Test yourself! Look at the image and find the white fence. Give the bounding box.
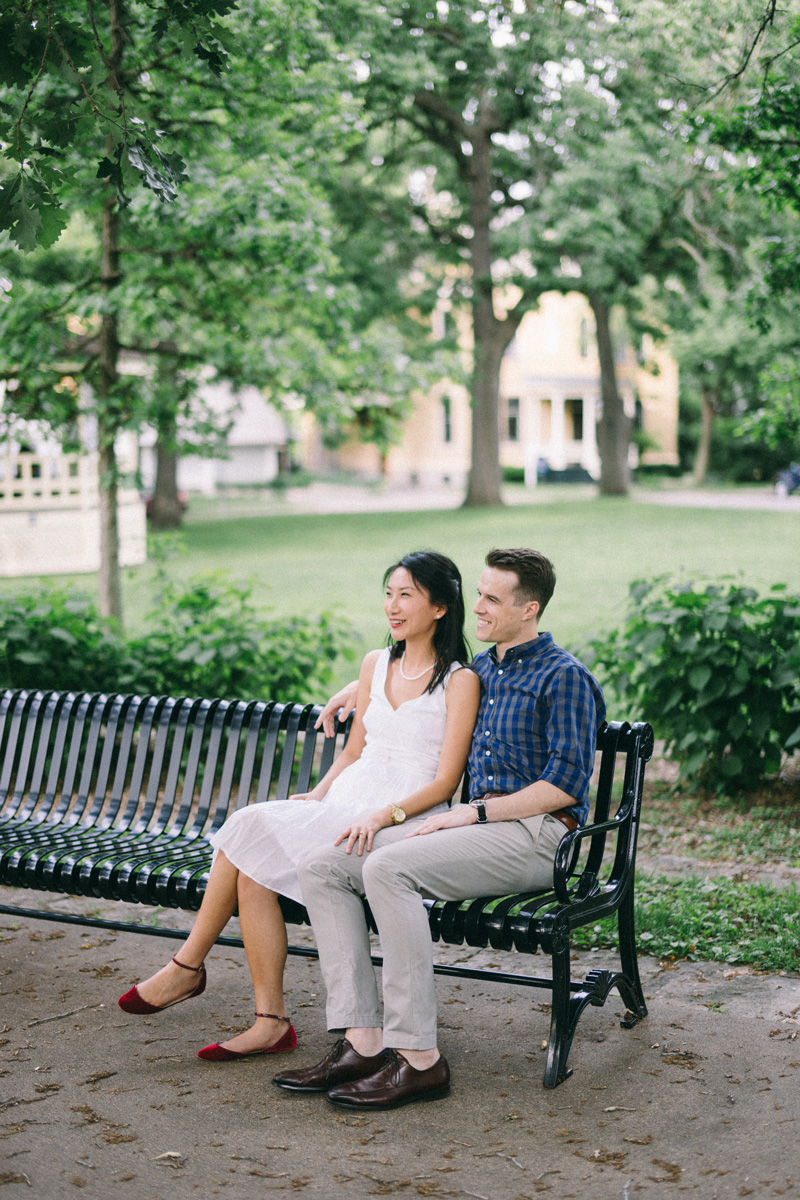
[0,453,146,577]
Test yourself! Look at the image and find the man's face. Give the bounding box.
[473,567,539,651]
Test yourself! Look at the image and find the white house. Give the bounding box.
[138,379,290,495]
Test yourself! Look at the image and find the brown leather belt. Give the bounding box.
[476,794,579,832]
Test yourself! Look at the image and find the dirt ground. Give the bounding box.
[1,886,799,1200]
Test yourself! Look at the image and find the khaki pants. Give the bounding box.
[296,813,566,1051]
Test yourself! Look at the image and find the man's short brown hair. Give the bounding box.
[485,548,556,613]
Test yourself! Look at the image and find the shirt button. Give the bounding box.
[498,669,504,675]
[488,775,493,781]
[484,731,490,736]
[485,750,490,756]
[489,699,494,704]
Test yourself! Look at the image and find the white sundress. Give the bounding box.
[209,649,460,903]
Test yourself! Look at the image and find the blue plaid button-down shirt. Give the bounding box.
[467,632,605,826]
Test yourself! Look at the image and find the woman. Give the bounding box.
[118,551,480,1062]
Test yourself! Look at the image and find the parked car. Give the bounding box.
[774,463,800,497]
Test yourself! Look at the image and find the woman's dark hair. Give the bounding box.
[382,550,470,693]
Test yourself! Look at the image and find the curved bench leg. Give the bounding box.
[617,880,648,1025]
[543,928,576,1088]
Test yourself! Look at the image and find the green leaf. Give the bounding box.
[49,627,79,646]
[15,650,46,665]
[719,754,743,778]
[688,664,712,692]
[9,184,43,252]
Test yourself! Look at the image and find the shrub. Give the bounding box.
[0,577,356,703]
[589,577,800,795]
[0,586,137,692]
[130,574,356,702]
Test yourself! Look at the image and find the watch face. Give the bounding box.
[392,805,406,824]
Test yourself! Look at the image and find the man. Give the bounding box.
[272,548,605,1110]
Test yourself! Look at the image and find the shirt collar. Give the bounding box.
[488,631,553,665]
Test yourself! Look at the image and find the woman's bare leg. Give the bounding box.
[214,872,290,1054]
[131,851,239,1008]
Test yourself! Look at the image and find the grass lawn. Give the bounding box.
[135,496,800,688]
[5,494,799,692]
[574,784,800,973]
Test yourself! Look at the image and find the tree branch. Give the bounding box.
[703,0,778,102]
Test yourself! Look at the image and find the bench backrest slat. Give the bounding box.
[275,704,310,800]
[207,700,255,834]
[253,703,290,806]
[4,692,51,821]
[231,701,273,812]
[134,695,181,834]
[23,692,67,822]
[0,691,35,815]
[154,696,204,835]
[116,695,164,829]
[170,698,218,835]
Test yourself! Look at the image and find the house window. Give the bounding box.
[565,398,584,441]
[433,308,454,340]
[441,395,452,444]
[506,397,520,442]
[579,318,590,358]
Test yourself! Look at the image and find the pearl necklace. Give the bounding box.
[399,652,435,681]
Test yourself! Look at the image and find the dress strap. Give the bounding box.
[369,647,392,700]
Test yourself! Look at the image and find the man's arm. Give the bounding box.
[406,777,576,835]
[314,679,359,737]
[408,658,602,837]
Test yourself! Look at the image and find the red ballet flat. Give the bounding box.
[118,955,206,1015]
[198,1013,296,1060]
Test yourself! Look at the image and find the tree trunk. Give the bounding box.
[149,362,184,530]
[693,384,716,485]
[98,438,122,622]
[589,294,631,497]
[463,105,520,508]
[96,0,126,622]
[97,188,123,621]
[150,436,183,529]
[465,299,510,507]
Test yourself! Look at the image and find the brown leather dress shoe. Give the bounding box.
[325,1050,450,1110]
[272,1038,390,1093]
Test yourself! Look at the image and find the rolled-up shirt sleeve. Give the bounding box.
[537,662,603,807]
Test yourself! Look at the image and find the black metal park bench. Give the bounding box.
[0,688,654,1088]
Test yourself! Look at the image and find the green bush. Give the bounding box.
[0,577,356,703]
[130,574,355,702]
[0,586,138,693]
[589,577,800,795]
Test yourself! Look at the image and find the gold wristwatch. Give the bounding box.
[390,804,407,825]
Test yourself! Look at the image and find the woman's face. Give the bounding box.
[384,567,444,643]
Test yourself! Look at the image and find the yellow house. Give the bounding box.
[302,291,678,486]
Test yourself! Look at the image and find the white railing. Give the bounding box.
[0,452,98,510]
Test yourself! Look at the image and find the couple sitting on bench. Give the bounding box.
[119,546,605,1110]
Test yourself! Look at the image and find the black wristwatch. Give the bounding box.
[470,798,488,824]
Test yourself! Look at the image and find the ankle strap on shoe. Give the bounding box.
[255,1012,290,1021]
[172,955,204,972]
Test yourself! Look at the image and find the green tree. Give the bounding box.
[700,3,800,458]
[1,0,432,607]
[319,0,599,506]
